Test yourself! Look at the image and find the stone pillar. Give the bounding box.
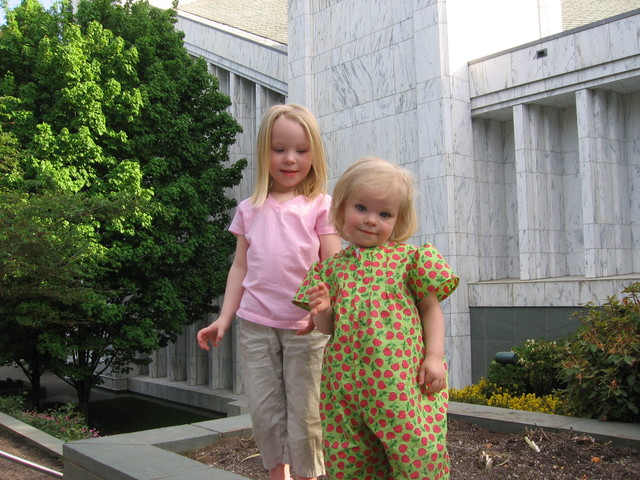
[287,0,314,105]
[413,1,474,388]
[187,322,207,386]
[576,88,632,278]
[513,103,569,280]
[167,332,186,382]
[149,347,167,378]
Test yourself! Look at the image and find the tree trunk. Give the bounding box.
[17,361,45,410]
[28,372,42,410]
[75,382,93,419]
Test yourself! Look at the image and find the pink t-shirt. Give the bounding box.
[230,194,336,330]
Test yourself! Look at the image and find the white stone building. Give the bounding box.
[123,0,640,415]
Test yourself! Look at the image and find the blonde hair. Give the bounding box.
[250,104,328,206]
[331,157,418,243]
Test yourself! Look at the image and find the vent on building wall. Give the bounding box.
[535,48,548,59]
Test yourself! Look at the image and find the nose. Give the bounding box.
[363,213,377,225]
[283,150,295,164]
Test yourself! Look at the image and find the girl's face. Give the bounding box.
[343,186,401,248]
[269,116,312,196]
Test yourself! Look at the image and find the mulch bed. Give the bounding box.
[185,418,640,479]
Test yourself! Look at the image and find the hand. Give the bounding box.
[307,283,331,316]
[196,318,229,351]
[418,354,446,395]
[296,317,316,335]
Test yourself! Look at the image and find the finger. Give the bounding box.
[296,324,313,335]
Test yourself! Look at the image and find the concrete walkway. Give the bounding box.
[1,366,639,479]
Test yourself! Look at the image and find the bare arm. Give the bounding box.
[319,233,341,261]
[296,233,341,335]
[417,292,446,394]
[196,235,248,350]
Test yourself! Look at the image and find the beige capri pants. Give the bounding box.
[238,319,328,477]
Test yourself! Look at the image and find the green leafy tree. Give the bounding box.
[1,103,149,409]
[0,187,114,409]
[0,0,245,415]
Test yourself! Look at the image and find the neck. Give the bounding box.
[269,190,297,203]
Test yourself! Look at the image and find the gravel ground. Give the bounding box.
[0,429,63,480]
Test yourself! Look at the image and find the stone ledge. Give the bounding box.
[63,414,253,479]
[126,375,249,417]
[449,402,640,449]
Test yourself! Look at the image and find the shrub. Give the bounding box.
[449,378,494,405]
[487,338,566,397]
[486,361,527,396]
[0,395,24,417]
[449,378,562,414]
[486,391,562,414]
[0,395,99,441]
[560,282,640,422]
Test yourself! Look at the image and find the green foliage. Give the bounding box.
[487,338,567,397]
[0,395,25,417]
[486,360,528,396]
[1,0,246,415]
[0,396,99,441]
[560,282,640,422]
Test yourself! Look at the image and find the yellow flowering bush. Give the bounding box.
[449,378,562,415]
[448,378,493,405]
[486,391,562,414]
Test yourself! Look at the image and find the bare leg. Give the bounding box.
[269,463,290,480]
[269,465,319,480]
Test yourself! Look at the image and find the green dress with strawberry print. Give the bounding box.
[294,242,459,480]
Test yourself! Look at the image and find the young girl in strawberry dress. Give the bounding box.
[294,157,459,480]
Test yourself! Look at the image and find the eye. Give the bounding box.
[273,148,284,153]
[297,149,308,154]
[380,212,392,218]
[355,204,366,212]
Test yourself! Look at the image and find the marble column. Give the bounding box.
[514,103,571,280]
[187,321,209,387]
[149,347,167,378]
[576,88,632,278]
[414,1,473,388]
[287,0,314,106]
[167,332,186,382]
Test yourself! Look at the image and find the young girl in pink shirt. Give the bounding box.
[197,104,341,480]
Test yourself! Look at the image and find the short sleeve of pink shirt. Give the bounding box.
[229,193,336,330]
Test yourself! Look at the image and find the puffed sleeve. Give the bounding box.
[292,259,333,311]
[228,199,249,236]
[408,243,459,302]
[315,193,337,236]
